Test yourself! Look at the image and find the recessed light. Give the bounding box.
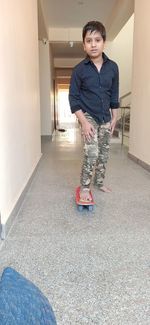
[69,41,74,48]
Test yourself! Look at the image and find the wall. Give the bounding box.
[39,41,54,135]
[0,0,41,225]
[38,0,48,40]
[54,58,83,68]
[39,40,50,135]
[106,14,134,98]
[49,28,82,42]
[129,0,150,166]
[49,44,55,133]
[106,0,134,40]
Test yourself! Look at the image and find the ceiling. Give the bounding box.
[39,0,134,59]
[51,42,85,59]
[40,0,117,28]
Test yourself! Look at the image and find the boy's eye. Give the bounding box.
[85,38,102,43]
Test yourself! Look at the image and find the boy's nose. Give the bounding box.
[91,41,96,47]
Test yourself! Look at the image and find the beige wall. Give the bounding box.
[106,15,134,98]
[49,44,55,133]
[38,0,48,40]
[0,0,41,224]
[49,28,82,42]
[129,0,150,165]
[54,57,83,68]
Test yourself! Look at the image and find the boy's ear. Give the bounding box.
[83,42,86,52]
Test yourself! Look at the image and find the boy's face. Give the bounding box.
[83,30,105,59]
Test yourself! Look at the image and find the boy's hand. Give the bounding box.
[74,110,95,141]
[111,109,118,135]
[81,120,95,141]
[110,117,117,135]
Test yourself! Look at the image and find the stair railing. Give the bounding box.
[119,92,131,145]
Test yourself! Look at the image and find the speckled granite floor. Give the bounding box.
[0,127,150,325]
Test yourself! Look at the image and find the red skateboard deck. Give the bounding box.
[76,186,95,211]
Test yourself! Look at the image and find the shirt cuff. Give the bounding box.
[110,102,120,109]
[70,106,81,113]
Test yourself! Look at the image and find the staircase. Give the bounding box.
[114,92,131,145]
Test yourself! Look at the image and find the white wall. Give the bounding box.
[0,0,41,225]
[105,14,134,98]
[129,0,150,165]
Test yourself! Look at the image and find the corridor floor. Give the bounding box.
[0,127,150,325]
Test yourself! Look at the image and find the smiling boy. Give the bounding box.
[69,21,119,201]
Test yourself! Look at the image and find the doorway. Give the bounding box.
[57,85,77,129]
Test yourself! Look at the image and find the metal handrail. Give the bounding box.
[120,92,131,100]
[119,92,131,145]
[120,105,130,145]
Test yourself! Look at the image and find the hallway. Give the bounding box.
[0,127,150,325]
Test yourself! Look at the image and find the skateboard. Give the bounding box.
[76,186,95,212]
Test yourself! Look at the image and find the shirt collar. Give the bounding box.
[84,52,109,64]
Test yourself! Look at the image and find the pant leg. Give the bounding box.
[94,122,111,187]
[80,114,98,188]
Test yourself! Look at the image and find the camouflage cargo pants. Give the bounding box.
[80,113,111,188]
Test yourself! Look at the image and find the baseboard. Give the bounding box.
[128,152,150,172]
[0,154,42,241]
[41,135,52,141]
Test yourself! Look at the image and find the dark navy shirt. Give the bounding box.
[69,52,119,123]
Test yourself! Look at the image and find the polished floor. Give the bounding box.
[0,127,150,325]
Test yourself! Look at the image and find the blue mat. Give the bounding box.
[0,267,57,325]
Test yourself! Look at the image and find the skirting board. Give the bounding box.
[0,154,42,241]
[128,152,150,172]
[41,135,52,141]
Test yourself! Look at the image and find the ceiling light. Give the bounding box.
[69,41,74,48]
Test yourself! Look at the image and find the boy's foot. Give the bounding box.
[99,185,112,193]
[79,188,92,202]
[93,180,112,193]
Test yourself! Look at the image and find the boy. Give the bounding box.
[69,21,119,201]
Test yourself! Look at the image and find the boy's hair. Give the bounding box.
[82,21,106,42]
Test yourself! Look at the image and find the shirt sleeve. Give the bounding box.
[69,68,82,113]
[110,63,120,109]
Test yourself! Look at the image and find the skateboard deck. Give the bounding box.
[76,186,95,211]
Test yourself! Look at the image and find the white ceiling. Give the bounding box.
[39,0,134,59]
[41,0,117,28]
[51,42,85,58]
